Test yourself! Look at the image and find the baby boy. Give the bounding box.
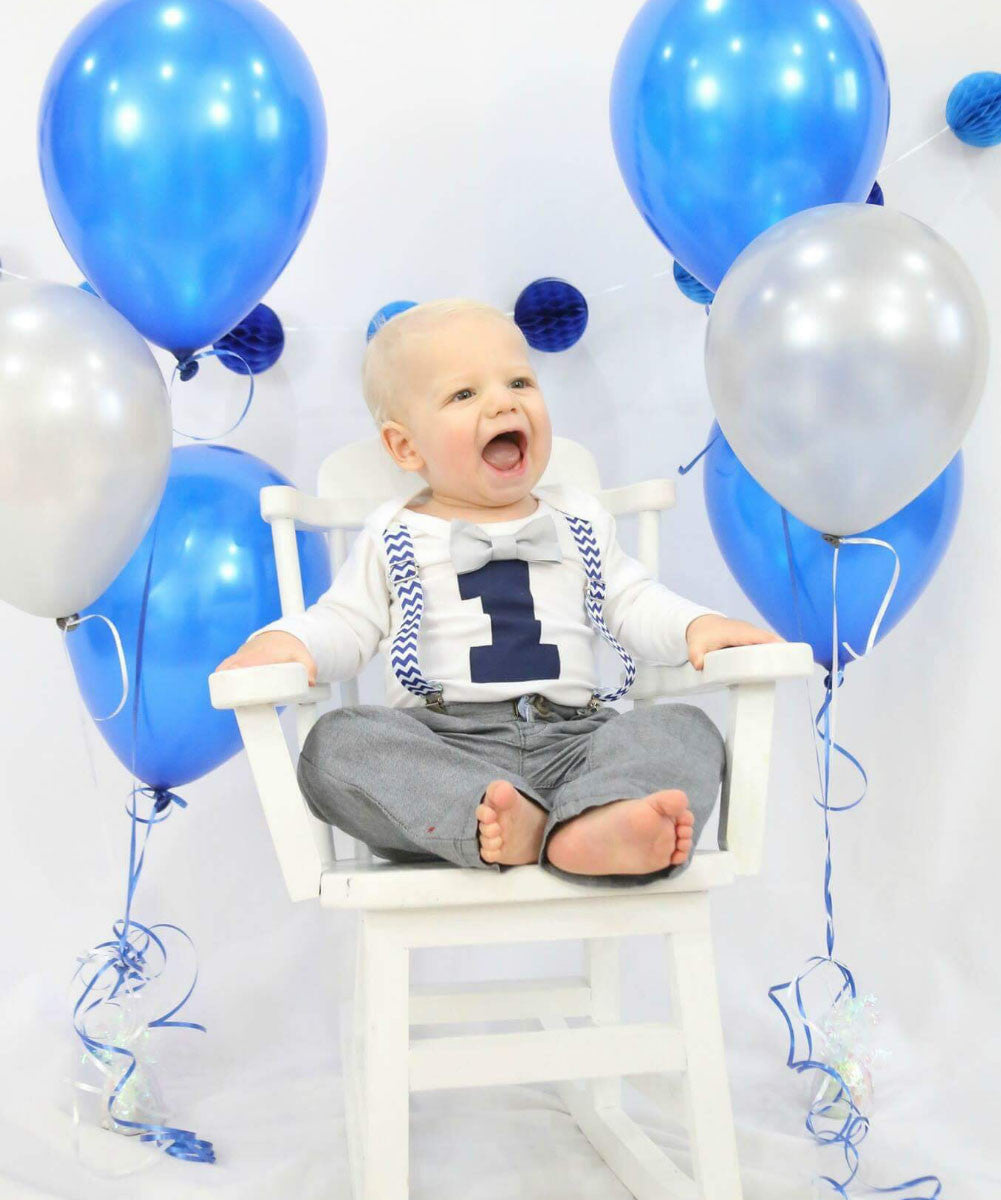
[216,299,781,885]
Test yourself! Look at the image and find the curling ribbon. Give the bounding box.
[70,507,214,1162]
[767,530,940,1197]
[170,345,255,442]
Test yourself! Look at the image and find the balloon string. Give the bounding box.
[169,346,255,441]
[837,536,901,661]
[678,428,721,475]
[60,614,129,721]
[880,125,951,172]
[70,509,215,1163]
[767,535,940,1196]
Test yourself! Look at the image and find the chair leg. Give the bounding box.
[665,922,743,1200]
[587,937,622,1109]
[354,913,410,1200]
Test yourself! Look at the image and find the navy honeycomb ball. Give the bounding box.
[214,303,285,375]
[367,300,418,341]
[513,278,588,352]
[673,260,714,306]
[947,71,1001,148]
[867,180,884,206]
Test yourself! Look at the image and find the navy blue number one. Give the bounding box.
[458,560,560,683]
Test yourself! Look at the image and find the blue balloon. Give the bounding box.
[366,301,418,342]
[39,0,327,360]
[66,445,331,790]
[610,0,890,291]
[703,424,963,670]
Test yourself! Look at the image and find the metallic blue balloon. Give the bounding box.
[366,300,418,342]
[610,0,890,291]
[39,0,327,360]
[703,424,963,670]
[66,444,331,790]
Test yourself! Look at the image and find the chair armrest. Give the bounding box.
[208,663,331,710]
[632,641,814,698]
[259,484,374,529]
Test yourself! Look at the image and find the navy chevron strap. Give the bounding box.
[558,510,636,703]
[382,523,445,702]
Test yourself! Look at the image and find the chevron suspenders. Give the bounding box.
[382,523,447,705]
[556,510,636,704]
[381,511,636,709]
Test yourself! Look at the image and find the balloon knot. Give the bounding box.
[177,357,200,383]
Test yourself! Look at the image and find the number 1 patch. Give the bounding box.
[457,559,560,683]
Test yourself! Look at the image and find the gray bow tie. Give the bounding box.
[450,514,563,575]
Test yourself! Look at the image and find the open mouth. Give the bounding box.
[481,429,527,475]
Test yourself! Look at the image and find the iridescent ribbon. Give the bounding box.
[72,787,214,1161]
[70,508,214,1162]
[170,345,255,441]
[768,523,940,1197]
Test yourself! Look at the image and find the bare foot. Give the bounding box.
[476,780,547,865]
[545,790,694,876]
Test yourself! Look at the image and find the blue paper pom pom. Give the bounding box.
[214,303,285,375]
[673,261,715,306]
[867,180,884,206]
[367,300,418,342]
[513,278,588,352]
[947,71,1001,148]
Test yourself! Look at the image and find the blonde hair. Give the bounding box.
[361,297,523,426]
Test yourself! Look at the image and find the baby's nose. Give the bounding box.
[485,387,519,415]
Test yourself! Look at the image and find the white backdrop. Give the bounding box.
[1,0,999,1197]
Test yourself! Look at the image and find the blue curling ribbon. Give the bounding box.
[677,428,721,476]
[170,346,256,442]
[768,524,940,1197]
[71,509,214,1162]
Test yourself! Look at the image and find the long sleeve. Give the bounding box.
[249,528,391,683]
[596,506,725,667]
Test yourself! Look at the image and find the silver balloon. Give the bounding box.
[0,277,171,617]
[705,204,990,535]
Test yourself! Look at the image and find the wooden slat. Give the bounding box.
[409,1022,686,1092]
[409,976,592,1025]
[554,1079,699,1200]
[320,850,735,911]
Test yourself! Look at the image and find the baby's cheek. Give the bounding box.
[440,426,479,474]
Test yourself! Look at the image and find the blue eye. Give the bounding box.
[511,377,532,388]
[450,388,473,402]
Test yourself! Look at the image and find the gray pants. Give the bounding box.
[297,695,727,887]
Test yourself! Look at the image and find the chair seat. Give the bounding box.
[319,848,736,910]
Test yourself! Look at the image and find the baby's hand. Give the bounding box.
[214,631,318,685]
[684,614,784,671]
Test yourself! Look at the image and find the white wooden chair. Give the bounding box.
[208,435,813,1200]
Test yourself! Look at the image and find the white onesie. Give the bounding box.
[252,482,722,709]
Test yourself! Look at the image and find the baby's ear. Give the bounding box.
[380,421,424,472]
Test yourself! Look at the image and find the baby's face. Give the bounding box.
[381,312,552,510]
